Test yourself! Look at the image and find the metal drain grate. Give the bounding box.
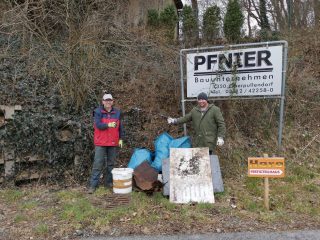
[105,194,131,209]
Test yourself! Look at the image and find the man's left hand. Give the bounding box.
[118,139,123,148]
[216,137,224,146]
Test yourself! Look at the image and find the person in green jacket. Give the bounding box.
[167,92,226,154]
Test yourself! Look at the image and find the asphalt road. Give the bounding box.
[84,230,320,240]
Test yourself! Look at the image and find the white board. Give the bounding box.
[169,148,214,203]
[186,45,284,97]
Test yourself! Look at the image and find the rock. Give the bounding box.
[141,227,151,235]
[74,230,83,236]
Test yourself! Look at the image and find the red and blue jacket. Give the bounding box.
[93,106,124,146]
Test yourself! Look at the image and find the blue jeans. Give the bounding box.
[89,146,117,188]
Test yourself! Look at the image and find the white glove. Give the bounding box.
[167,117,177,124]
[216,137,224,146]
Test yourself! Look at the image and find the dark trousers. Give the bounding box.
[89,146,117,188]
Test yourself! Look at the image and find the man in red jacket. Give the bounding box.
[88,93,124,193]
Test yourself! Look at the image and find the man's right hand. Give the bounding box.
[167,117,177,124]
[107,122,117,128]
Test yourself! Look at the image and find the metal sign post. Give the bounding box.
[179,41,288,151]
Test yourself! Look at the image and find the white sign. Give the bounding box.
[249,169,283,176]
[186,45,284,98]
[170,148,214,204]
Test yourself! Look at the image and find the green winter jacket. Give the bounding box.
[176,104,226,151]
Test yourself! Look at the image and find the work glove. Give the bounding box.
[107,122,117,128]
[216,137,224,146]
[118,139,123,148]
[167,117,177,124]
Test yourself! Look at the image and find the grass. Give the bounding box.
[33,207,56,220]
[34,223,49,236]
[242,197,262,212]
[102,206,132,223]
[245,177,263,195]
[196,202,215,210]
[1,189,25,202]
[60,198,100,223]
[19,200,38,210]
[153,192,176,210]
[289,165,316,181]
[293,201,320,216]
[56,189,84,201]
[303,183,320,192]
[1,157,319,239]
[257,211,279,223]
[14,214,28,223]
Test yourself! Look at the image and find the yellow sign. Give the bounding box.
[248,157,285,178]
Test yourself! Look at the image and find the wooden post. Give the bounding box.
[264,176,269,210]
[263,153,269,210]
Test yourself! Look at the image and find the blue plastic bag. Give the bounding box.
[169,136,191,148]
[151,132,173,172]
[128,148,153,169]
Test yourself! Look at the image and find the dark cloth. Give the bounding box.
[197,92,208,101]
[89,146,117,188]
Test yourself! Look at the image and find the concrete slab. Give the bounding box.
[169,148,214,204]
[162,154,224,196]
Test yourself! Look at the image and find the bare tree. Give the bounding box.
[241,0,317,32]
[247,0,252,36]
[315,0,320,27]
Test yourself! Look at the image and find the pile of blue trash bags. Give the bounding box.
[128,132,191,172]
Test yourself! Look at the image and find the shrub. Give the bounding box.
[202,5,221,41]
[182,5,198,44]
[223,0,244,43]
[158,5,178,41]
[159,5,178,28]
[147,9,159,27]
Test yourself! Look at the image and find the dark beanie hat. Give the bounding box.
[197,92,208,101]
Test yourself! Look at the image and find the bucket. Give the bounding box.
[111,168,134,194]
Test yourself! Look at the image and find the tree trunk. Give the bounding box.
[259,0,270,30]
[293,0,302,28]
[314,0,320,27]
[190,0,199,41]
[22,0,29,51]
[280,0,288,29]
[247,0,252,37]
[191,0,199,19]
